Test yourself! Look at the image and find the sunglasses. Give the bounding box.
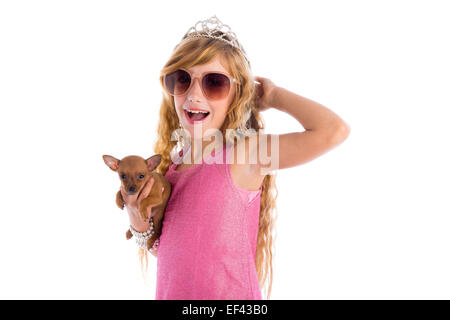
[163,69,239,101]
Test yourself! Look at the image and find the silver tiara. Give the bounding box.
[175,15,250,65]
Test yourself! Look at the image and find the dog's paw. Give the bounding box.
[116,191,126,210]
[126,229,133,240]
[146,237,155,251]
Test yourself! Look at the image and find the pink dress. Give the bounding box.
[156,143,263,300]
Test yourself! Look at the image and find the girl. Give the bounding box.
[121,15,350,300]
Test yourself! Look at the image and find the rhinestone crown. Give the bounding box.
[174,15,250,65]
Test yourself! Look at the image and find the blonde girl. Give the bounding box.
[121,15,350,300]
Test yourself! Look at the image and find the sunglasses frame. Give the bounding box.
[163,68,240,101]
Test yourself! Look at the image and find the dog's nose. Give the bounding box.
[129,186,136,193]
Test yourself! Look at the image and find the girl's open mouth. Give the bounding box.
[184,109,210,123]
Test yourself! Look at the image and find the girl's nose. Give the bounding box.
[187,77,204,102]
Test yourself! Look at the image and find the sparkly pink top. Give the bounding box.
[155,143,263,300]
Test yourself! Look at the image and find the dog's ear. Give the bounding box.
[103,155,120,171]
[146,154,162,171]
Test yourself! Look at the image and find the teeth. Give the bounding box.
[187,110,209,114]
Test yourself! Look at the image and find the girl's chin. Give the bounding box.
[181,126,222,139]
[182,127,207,136]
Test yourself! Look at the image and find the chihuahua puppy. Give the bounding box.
[103,154,171,250]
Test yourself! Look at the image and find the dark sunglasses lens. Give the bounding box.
[164,70,191,95]
[203,73,230,100]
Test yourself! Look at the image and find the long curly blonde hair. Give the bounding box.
[139,31,279,299]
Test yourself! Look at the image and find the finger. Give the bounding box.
[138,177,154,202]
[254,81,261,94]
[256,85,263,98]
[141,178,155,200]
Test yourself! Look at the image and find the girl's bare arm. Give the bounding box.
[268,86,350,166]
[238,83,350,184]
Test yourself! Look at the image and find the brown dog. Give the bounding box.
[102,154,171,250]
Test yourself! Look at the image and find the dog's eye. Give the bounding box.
[138,174,145,179]
[120,174,126,180]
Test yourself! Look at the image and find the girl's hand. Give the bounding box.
[254,76,278,112]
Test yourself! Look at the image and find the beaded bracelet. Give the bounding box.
[129,217,159,251]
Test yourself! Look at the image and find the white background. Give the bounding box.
[1,0,449,299]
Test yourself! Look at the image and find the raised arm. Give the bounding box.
[237,80,350,183]
[266,85,350,167]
